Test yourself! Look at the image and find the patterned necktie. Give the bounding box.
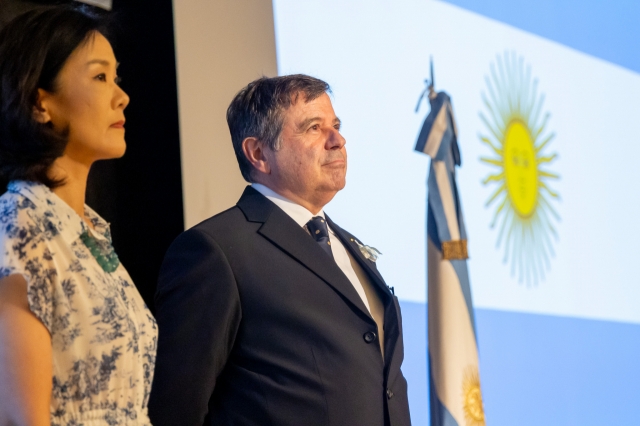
[306,216,333,258]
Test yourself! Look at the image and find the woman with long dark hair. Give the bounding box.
[0,6,156,425]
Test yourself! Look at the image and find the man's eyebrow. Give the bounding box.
[297,116,321,131]
[297,116,341,130]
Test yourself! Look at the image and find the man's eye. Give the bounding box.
[310,124,320,131]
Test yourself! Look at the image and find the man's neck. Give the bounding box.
[251,182,330,215]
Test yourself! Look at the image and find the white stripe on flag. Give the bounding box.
[424,104,448,157]
[428,238,480,425]
[433,161,460,241]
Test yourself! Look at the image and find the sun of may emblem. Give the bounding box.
[479,51,560,285]
[462,366,485,426]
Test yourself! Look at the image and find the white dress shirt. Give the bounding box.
[252,183,372,313]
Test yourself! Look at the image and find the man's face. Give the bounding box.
[266,92,347,209]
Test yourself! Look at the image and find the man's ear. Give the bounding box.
[242,137,271,175]
[32,88,52,124]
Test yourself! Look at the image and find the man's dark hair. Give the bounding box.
[0,5,110,190]
[226,74,331,182]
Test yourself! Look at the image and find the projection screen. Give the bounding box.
[174,1,640,424]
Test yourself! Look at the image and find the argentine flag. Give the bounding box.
[415,89,485,426]
[273,0,640,423]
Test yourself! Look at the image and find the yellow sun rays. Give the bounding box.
[479,52,560,285]
[462,366,485,426]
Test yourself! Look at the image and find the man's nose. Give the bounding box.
[326,128,346,150]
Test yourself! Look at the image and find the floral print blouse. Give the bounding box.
[0,181,157,425]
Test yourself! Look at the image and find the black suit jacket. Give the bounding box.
[148,187,411,426]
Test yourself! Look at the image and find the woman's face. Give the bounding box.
[40,32,130,164]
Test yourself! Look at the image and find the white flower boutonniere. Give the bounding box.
[353,239,382,262]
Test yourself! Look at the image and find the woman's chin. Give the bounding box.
[114,143,127,158]
[101,140,127,159]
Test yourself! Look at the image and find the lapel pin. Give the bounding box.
[353,240,382,262]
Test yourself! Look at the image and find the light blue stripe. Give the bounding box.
[434,124,456,164]
[476,309,640,425]
[427,163,452,243]
[427,184,477,340]
[440,0,640,74]
[448,258,477,340]
[427,196,442,249]
[400,301,640,425]
[427,203,476,340]
[451,176,467,241]
[429,353,460,426]
[415,95,445,154]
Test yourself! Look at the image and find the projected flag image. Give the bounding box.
[479,52,560,285]
[273,0,640,424]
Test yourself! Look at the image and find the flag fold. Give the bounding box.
[415,90,485,426]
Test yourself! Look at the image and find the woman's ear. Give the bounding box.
[32,88,52,124]
[242,137,271,175]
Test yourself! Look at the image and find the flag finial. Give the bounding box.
[415,57,437,113]
[429,56,435,93]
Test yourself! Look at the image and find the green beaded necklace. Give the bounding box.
[79,230,120,273]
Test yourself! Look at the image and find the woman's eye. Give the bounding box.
[115,76,122,84]
[94,73,106,82]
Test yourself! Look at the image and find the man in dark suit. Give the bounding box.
[148,75,412,426]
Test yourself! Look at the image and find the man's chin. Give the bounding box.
[320,179,346,195]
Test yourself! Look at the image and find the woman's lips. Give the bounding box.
[110,120,125,129]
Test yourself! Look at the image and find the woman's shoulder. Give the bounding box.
[0,181,59,246]
[0,187,39,230]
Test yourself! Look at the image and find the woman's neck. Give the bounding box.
[49,155,90,221]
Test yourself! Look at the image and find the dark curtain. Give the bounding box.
[0,0,185,312]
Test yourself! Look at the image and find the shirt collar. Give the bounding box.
[7,180,111,243]
[251,183,325,228]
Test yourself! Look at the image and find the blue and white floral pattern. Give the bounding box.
[0,181,157,425]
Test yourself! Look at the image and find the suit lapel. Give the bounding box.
[237,187,373,321]
[325,216,391,299]
[326,215,401,368]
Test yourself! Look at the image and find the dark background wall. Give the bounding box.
[0,0,185,311]
[104,0,184,311]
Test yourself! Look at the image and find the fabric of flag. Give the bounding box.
[415,91,486,426]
